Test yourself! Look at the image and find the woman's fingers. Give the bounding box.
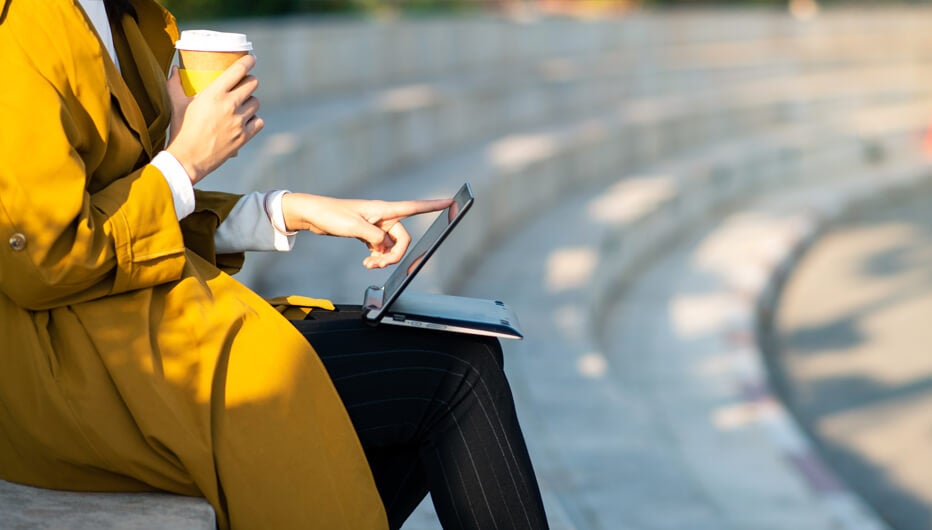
[165,55,264,184]
[237,95,261,132]
[358,198,452,268]
[165,66,192,140]
[380,198,454,221]
[207,54,257,96]
[165,66,189,103]
[231,74,260,104]
[276,194,455,269]
[363,222,412,269]
[238,93,260,117]
[244,113,265,138]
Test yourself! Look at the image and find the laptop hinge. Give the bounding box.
[363,285,385,316]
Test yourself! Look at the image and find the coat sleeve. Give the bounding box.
[180,190,247,276]
[0,21,186,311]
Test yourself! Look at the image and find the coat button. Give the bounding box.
[9,233,26,251]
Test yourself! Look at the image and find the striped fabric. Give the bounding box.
[292,306,549,530]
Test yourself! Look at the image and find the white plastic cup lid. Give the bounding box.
[175,30,253,52]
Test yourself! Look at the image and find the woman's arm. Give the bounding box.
[165,57,263,186]
[280,193,453,269]
[0,58,186,309]
[0,11,260,309]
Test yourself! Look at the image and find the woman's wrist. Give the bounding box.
[264,191,298,235]
[150,151,196,220]
[165,143,207,185]
[280,192,311,232]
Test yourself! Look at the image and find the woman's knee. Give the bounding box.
[448,334,505,376]
[441,337,509,406]
[476,335,505,370]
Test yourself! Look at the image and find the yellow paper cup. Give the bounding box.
[175,30,253,96]
[178,68,226,96]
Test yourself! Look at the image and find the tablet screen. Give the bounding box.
[366,183,474,320]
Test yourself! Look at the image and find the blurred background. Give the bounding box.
[171,1,932,528]
[164,0,667,20]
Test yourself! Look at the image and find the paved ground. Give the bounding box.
[188,12,932,528]
[217,55,932,529]
[245,171,889,529]
[769,194,932,530]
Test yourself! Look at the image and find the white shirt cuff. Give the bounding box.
[151,151,195,220]
[264,189,298,247]
[214,191,297,254]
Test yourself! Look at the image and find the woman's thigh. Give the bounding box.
[292,306,548,530]
[290,305,505,446]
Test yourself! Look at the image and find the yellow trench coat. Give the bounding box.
[0,1,386,528]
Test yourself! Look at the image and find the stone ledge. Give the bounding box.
[199,10,932,103]
[220,48,932,200]
[429,94,932,294]
[574,99,932,530]
[0,479,215,530]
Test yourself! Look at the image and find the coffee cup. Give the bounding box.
[175,30,253,96]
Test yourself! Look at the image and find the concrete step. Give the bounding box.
[205,10,932,101]
[0,479,215,530]
[234,76,932,297]
[211,49,932,199]
[439,105,932,530]
[236,87,930,526]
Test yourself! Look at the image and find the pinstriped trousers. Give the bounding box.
[291,306,549,530]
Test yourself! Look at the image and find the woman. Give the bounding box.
[0,0,549,529]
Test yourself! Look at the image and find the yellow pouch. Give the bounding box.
[179,68,225,96]
[267,295,336,320]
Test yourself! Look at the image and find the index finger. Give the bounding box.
[381,198,455,221]
[365,222,412,269]
[205,54,257,95]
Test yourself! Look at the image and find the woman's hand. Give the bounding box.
[281,193,454,269]
[165,55,264,185]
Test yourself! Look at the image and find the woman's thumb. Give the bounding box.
[166,66,188,100]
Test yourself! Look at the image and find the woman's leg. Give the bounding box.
[291,306,549,530]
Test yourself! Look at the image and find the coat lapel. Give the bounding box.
[69,0,155,159]
[112,11,172,152]
[105,16,172,158]
[103,51,155,158]
[22,0,177,160]
[84,0,176,160]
